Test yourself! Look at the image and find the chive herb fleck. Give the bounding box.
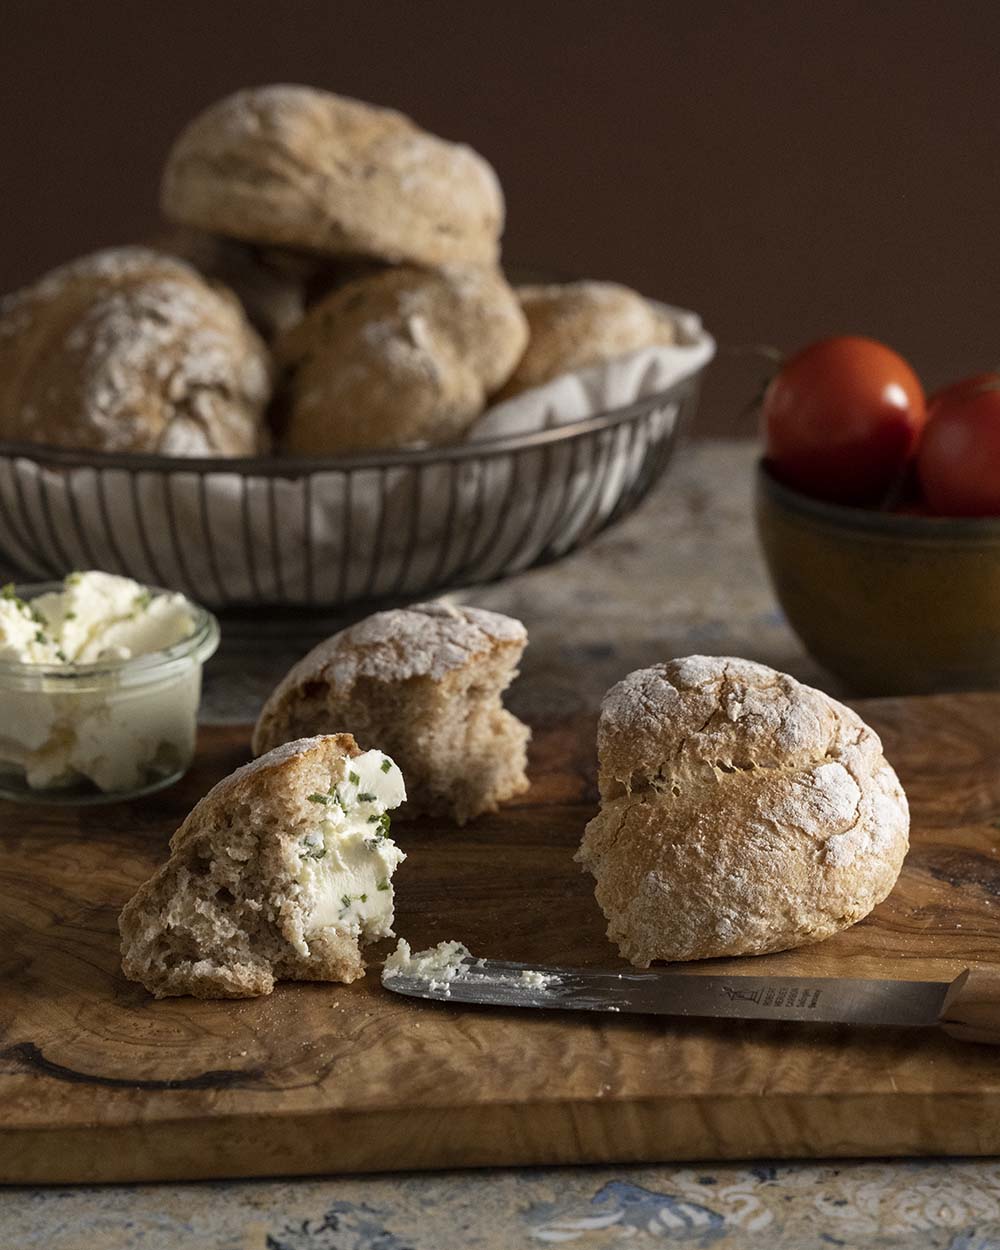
[307,793,331,805]
[380,758,392,773]
[359,893,367,903]
[348,770,360,786]
[341,894,352,909]
[377,879,390,891]
[357,792,376,803]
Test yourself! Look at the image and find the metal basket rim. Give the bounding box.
[0,369,704,477]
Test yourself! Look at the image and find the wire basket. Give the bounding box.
[0,371,702,609]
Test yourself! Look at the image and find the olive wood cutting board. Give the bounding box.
[2,692,1000,1183]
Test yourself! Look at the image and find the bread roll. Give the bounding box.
[0,246,272,455]
[275,265,528,454]
[576,656,909,966]
[119,734,408,998]
[496,281,676,400]
[152,226,310,340]
[161,85,504,268]
[253,602,530,824]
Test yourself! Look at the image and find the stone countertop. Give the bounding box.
[5,439,999,1250]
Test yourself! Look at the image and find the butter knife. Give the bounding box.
[381,957,1000,1044]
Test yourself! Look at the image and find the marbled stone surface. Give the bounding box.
[4,439,999,1249]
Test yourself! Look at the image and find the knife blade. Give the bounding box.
[381,955,990,1037]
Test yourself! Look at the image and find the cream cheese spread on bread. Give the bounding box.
[295,749,406,939]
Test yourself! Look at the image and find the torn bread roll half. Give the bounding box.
[253,602,530,824]
[576,656,909,967]
[119,734,406,998]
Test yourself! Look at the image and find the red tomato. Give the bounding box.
[763,336,926,504]
[917,373,1000,516]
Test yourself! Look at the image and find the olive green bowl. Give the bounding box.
[756,460,1000,696]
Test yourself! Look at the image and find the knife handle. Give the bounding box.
[939,968,1000,1044]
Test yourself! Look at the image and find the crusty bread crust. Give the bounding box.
[0,246,272,455]
[274,264,527,453]
[496,281,676,400]
[253,602,530,824]
[119,734,369,998]
[161,85,504,269]
[576,656,909,966]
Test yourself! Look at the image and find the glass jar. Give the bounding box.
[0,583,219,805]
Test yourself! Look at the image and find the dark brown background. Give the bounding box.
[3,0,998,433]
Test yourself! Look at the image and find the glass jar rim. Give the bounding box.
[0,580,220,686]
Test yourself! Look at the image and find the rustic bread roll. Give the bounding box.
[161,85,504,268]
[576,656,909,966]
[495,281,677,400]
[0,246,272,455]
[152,226,310,339]
[253,602,530,824]
[119,734,408,998]
[275,265,528,453]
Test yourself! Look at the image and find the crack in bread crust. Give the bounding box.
[576,656,909,967]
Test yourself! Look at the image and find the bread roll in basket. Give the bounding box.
[0,307,713,608]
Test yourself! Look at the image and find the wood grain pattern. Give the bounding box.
[2,693,1000,1183]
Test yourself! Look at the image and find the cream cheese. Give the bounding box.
[0,572,212,797]
[294,750,407,941]
[383,939,472,994]
[1,570,194,664]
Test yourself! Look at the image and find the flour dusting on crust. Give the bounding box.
[578,655,909,967]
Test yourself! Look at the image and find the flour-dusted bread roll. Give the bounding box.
[0,246,272,455]
[161,85,504,269]
[253,602,530,824]
[119,734,408,998]
[495,281,677,400]
[275,265,528,453]
[576,656,909,967]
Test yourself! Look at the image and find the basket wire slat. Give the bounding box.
[95,470,128,580]
[12,458,47,573]
[0,373,702,608]
[454,454,488,580]
[301,471,315,604]
[65,470,98,571]
[265,475,285,604]
[240,472,262,603]
[337,468,353,604]
[37,469,72,573]
[392,461,423,597]
[493,442,548,579]
[472,450,519,582]
[362,464,390,602]
[196,470,227,606]
[427,456,460,588]
[129,471,163,589]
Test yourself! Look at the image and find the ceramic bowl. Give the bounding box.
[755,460,1000,695]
